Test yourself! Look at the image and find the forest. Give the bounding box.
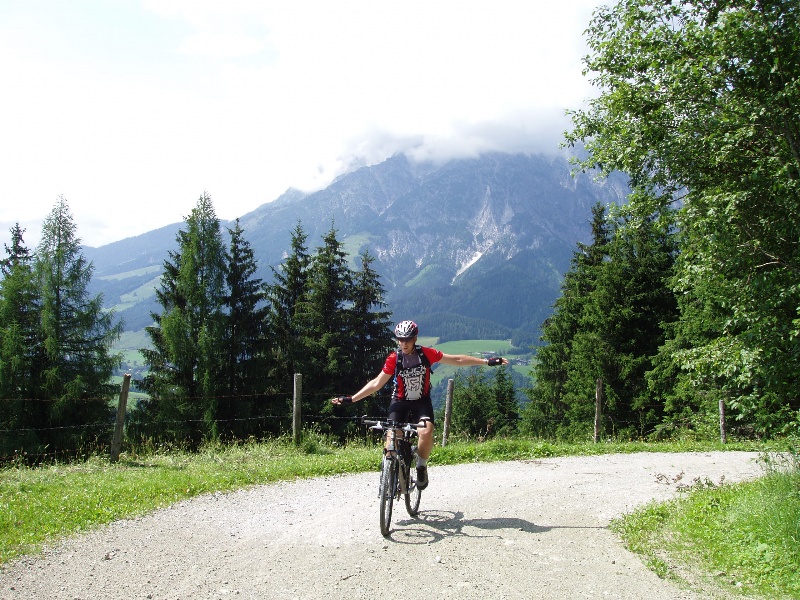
[0,193,397,460]
[1,0,799,461]
[530,0,800,440]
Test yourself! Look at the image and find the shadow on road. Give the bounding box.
[389,510,558,544]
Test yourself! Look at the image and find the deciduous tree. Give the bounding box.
[566,0,800,435]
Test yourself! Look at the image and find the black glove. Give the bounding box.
[487,357,503,366]
[337,396,354,405]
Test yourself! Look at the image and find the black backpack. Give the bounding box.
[393,345,432,397]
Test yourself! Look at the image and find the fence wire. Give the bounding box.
[1,379,678,464]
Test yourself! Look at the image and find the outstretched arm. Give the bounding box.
[331,371,393,405]
[439,354,508,367]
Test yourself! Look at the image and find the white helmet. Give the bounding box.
[394,320,419,340]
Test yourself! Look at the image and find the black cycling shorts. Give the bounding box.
[388,398,435,425]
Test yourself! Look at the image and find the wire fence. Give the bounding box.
[0,375,403,463]
[0,375,686,464]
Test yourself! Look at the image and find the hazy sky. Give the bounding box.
[0,0,604,249]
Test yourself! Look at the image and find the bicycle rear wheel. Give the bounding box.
[404,452,422,516]
[379,455,397,536]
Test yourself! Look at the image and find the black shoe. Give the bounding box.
[416,465,428,490]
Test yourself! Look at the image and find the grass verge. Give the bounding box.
[611,451,800,599]
[0,436,763,569]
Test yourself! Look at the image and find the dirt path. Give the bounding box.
[0,451,763,600]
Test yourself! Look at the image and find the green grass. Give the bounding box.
[425,339,531,388]
[612,451,800,598]
[111,329,151,369]
[0,437,379,564]
[97,265,161,281]
[0,436,762,567]
[431,339,515,355]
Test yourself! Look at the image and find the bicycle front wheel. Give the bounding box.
[379,455,397,536]
[404,453,422,516]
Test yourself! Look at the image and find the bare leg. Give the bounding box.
[416,420,434,460]
[384,428,397,452]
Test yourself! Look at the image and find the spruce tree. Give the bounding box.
[493,365,518,435]
[221,219,271,437]
[297,225,353,403]
[523,203,610,438]
[347,249,393,391]
[571,206,677,438]
[451,368,495,438]
[0,224,46,457]
[141,192,226,446]
[265,222,310,388]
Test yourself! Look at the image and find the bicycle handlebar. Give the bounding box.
[361,416,420,433]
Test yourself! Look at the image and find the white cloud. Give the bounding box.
[177,32,265,58]
[0,0,602,249]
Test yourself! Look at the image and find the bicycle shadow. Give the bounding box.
[389,510,552,545]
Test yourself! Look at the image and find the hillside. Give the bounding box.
[85,152,628,345]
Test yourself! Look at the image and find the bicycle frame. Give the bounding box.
[362,417,422,535]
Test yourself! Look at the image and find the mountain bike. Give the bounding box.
[362,416,422,536]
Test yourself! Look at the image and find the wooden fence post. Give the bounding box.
[719,398,727,444]
[593,377,603,443]
[293,373,303,446]
[442,378,454,447]
[110,373,131,463]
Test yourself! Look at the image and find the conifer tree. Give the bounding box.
[451,368,495,438]
[141,192,226,446]
[493,365,518,435]
[34,196,122,454]
[570,206,677,438]
[523,203,610,437]
[327,248,395,422]
[0,224,46,457]
[297,225,353,401]
[220,219,271,437]
[266,222,310,387]
[347,249,393,390]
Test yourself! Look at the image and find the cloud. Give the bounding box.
[0,0,602,248]
[177,31,266,58]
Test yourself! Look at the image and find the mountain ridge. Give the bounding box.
[85,152,628,345]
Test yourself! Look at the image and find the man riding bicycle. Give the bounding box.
[332,320,508,489]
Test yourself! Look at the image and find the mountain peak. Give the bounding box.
[86,152,627,343]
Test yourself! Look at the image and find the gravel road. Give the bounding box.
[0,451,764,600]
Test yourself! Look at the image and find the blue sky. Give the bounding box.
[0,0,603,249]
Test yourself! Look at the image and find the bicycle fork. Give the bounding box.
[378,454,410,500]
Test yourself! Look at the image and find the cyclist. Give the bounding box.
[331,319,508,490]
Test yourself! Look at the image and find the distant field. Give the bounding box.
[111,330,150,387]
[430,339,515,355]
[110,275,160,310]
[98,265,161,281]
[109,334,532,393]
[113,330,150,362]
[422,339,532,389]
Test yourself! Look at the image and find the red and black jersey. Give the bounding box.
[382,345,443,401]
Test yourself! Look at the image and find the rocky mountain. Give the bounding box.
[84,152,628,345]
